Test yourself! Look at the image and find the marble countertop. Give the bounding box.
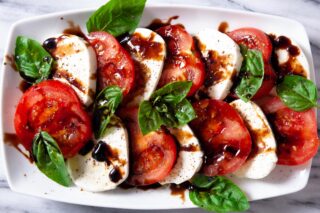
[0,0,319,212]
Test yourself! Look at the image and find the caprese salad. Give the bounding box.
[10,0,319,212]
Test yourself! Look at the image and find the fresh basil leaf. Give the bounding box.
[160,107,179,127]
[235,44,264,102]
[151,81,192,104]
[93,86,123,139]
[32,131,71,186]
[86,0,147,36]
[138,81,196,135]
[277,75,318,111]
[190,173,216,189]
[138,101,163,135]
[173,99,196,125]
[15,36,53,83]
[189,176,250,213]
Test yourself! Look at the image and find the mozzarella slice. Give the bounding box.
[160,125,203,185]
[50,34,97,106]
[230,99,277,179]
[67,119,129,192]
[124,28,166,106]
[273,35,310,79]
[195,28,243,100]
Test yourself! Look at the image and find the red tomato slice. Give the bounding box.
[190,99,252,176]
[14,80,92,158]
[88,32,135,95]
[156,25,205,96]
[256,95,319,165]
[118,107,177,186]
[228,28,276,98]
[228,28,272,62]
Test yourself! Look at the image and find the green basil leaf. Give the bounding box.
[190,173,217,189]
[138,101,163,135]
[189,176,250,213]
[173,99,196,125]
[93,86,123,139]
[32,131,71,186]
[86,0,147,36]
[151,81,192,104]
[235,44,264,102]
[277,75,318,111]
[15,36,53,83]
[160,107,179,127]
[138,81,196,135]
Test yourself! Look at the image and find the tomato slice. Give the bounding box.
[14,80,92,158]
[156,25,205,96]
[228,28,276,98]
[88,32,135,95]
[256,95,319,165]
[190,99,252,176]
[118,107,177,185]
[228,28,272,62]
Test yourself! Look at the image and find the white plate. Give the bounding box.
[0,4,315,210]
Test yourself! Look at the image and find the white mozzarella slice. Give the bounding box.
[273,35,310,79]
[125,28,166,106]
[67,119,129,192]
[50,34,97,106]
[160,125,203,185]
[195,28,243,100]
[230,99,277,179]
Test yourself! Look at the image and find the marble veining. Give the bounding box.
[0,0,319,213]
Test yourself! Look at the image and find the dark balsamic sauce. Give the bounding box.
[146,16,180,31]
[169,181,195,201]
[91,141,124,183]
[4,55,17,71]
[19,80,32,93]
[43,37,57,51]
[180,144,200,152]
[3,133,33,163]
[169,184,186,201]
[92,141,108,162]
[63,20,86,38]
[218,21,229,33]
[109,167,122,183]
[54,70,86,92]
[126,32,164,61]
[78,140,94,156]
[269,34,306,80]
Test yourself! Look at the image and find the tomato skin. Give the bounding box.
[118,107,177,185]
[190,99,252,176]
[228,28,273,62]
[156,25,205,96]
[14,80,92,158]
[88,32,135,95]
[256,95,319,165]
[228,28,276,98]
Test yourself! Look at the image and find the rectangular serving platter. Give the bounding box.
[0,4,315,209]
